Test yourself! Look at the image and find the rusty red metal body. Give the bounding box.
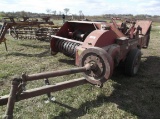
[50,19,152,79]
[0,18,152,119]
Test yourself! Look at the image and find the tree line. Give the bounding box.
[0,10,159,22]
[0,8,84,18]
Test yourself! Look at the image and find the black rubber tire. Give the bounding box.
[125,49,141,76]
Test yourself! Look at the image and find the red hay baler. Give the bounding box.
[0,18,152,118]
[50,18,152,85]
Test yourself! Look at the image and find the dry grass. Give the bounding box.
[0,23,160,119]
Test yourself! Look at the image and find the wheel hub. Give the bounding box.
[79,47,112,86]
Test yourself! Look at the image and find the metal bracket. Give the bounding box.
[44,78,56,103]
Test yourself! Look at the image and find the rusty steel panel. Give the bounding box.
[82,30,117,48]
[136,20,152,35]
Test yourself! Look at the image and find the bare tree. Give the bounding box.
[64,8,69,15]
[79,10,84,19]
[20,11,28,17]
[59,11,62,15]
[79,10,82,15]
[46,9,51,14]
[52,10,56,15]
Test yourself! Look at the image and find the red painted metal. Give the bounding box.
[50,19,152,80]
[135,20,152,35]
[81,30,116,48]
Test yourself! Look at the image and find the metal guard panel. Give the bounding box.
[82,30,117,48]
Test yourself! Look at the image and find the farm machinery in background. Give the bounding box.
[0,16,60,50]
[0,18,152,119]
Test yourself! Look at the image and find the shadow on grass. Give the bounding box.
[58,59,75,66]
[52,56,160,119]
[6,49,50,57]
[20,43,50,49]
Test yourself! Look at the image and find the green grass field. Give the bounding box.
[0,22,160,119]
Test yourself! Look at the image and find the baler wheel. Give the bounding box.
[125,49,141,76]
[79,47,112,86]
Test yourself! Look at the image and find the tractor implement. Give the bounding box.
[0,17,60,50]
[0,18,152,119]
